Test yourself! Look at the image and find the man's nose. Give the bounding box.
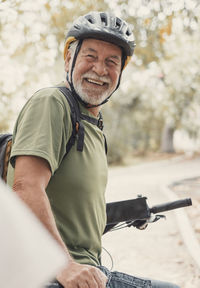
[92,61,108,76]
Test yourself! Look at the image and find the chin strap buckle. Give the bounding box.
[98,112,104,130]
[98,118,104,130]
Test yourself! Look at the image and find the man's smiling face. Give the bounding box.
[71,38,122,106]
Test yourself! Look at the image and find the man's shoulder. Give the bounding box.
[34,84,67,101]
[30,84,72,112]
[16,84,72,124]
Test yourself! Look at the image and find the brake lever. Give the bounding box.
[147,214,166,223]
[127,214,166,230]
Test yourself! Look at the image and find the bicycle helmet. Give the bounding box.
[64,11,135,69]
[64,11,136,107]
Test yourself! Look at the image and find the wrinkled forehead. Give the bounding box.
[80,38,122,58]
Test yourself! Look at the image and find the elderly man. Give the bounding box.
[7,11,180,288]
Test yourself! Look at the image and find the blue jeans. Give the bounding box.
[99,266,180,288]
[45,266,180,288]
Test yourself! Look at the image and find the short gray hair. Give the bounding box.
[64,40,79,80]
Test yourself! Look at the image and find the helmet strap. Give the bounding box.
[98,53,125,105]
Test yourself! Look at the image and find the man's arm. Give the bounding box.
[13,156,68,250]
[13,156,107,288]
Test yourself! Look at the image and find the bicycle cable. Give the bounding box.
[102,246,114,271]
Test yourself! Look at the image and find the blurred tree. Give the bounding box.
[0,0,108,131]
[159,28,200,152]
[103,0,200,158]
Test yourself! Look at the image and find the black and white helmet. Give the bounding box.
[64,11,135,69]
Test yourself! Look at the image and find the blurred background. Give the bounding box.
[1,0,200,165]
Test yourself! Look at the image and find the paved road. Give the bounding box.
[102,155,200,288]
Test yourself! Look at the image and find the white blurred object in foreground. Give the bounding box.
[0,180,67,288]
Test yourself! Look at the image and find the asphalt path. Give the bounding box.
[102,155,200,288]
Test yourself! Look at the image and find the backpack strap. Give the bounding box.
[57,86,107,155]
[57,86,85,153]
[79,111,104,130]
[0,134,12,182]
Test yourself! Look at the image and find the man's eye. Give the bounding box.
[87,54,95,59]
[107,59,117,66]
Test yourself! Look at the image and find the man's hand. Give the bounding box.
[57,261,107,288]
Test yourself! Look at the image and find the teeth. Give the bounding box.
[87,78,104,86]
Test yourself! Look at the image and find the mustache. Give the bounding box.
[81,72,111,84]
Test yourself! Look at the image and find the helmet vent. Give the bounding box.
[74,24,80,30]
[115,18,122,29]
[86,15,95,24]
[126,28,131,36]
[100,13,107,26]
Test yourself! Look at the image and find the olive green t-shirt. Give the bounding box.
[7,84,108,266]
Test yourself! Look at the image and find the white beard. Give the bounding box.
[73,72,113,106]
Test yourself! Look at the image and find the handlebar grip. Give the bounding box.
[150,198,192,214]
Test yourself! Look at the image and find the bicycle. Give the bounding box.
[46,196,192,288]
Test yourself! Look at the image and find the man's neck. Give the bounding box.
[64,81,101,117]
[87,106,101,117]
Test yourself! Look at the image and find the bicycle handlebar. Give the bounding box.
[150,198,192,214]
[104,197,192,233]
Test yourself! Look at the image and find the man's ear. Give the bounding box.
[64,51,71,72]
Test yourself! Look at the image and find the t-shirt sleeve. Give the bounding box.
[10,90,72,174]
